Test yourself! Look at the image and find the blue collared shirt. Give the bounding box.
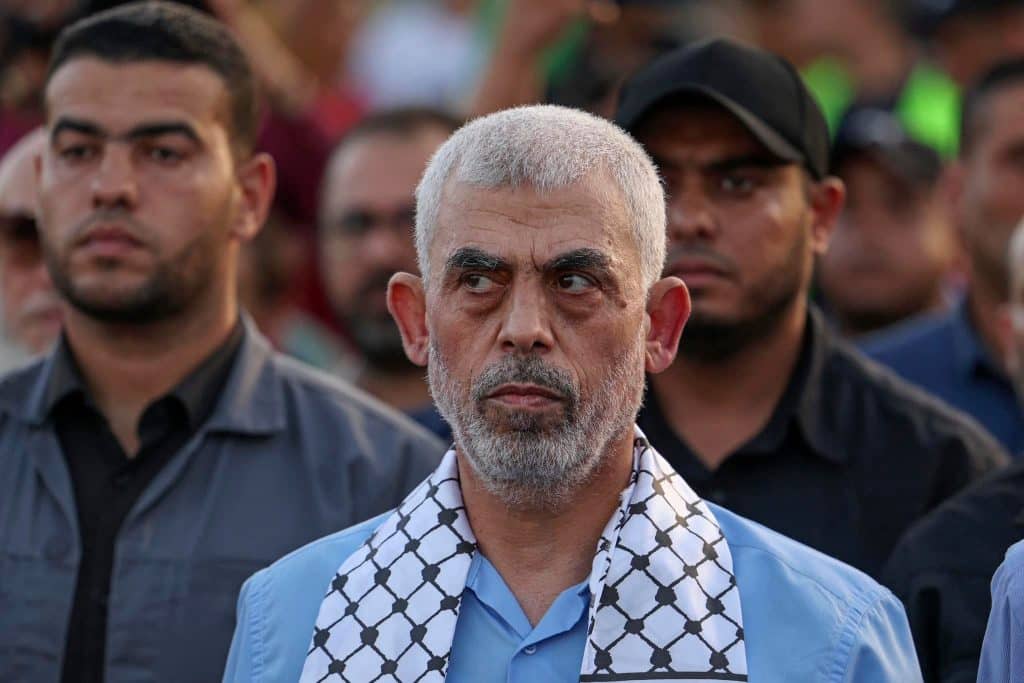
[978,539,1024,683]
[861,299,1024,454]
[223,503,922,682]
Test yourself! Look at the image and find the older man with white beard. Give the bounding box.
[222,105,921,682]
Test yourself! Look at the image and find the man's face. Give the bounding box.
[819,154,954,334]
[633,102,822,359]
[959,83,1024,301]
[423,176,649,508]
[38,58,243,324]
[320,129,446,367]
[0,134,61,352]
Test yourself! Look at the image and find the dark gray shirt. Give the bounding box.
[0,319,445,683]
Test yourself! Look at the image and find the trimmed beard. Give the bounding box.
[428,333,646,511]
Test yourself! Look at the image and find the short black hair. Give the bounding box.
[960,57,1024,156]
[336,108,463,153]
[46,1,258,154]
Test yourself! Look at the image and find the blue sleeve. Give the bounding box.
[841,592,923,683]
[222,573,264,683]
[978,554,1024,683]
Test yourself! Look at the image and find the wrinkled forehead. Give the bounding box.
[429,172,634,272]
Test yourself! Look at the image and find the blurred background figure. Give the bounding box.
[882,217,1024,683]
[818,108,957,337]
[912,0,1024,90]
[318,108,459,429]
[865,58,1024,455]
[350,0,485,111]
[0,129,61,370]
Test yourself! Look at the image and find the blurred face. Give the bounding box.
[938,9,1024,86]
[39,59,247,324]
[0,134,61,352]
[633,102,831,360]
[959,82,1024,301]
[423,177,650,508]
[820,154,954,334]
[320,129,448,367]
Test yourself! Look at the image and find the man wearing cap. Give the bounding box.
[222,104,923,682]
[818,107,957,337]
[615,38,1006,580]
[863,58,1024,455]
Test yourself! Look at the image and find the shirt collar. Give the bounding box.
[15,313,285,435]
[759,306,848,465]
[786,309,851,464]
[43,319,244,429]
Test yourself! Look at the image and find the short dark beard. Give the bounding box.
[680,293,795,362]
[45,236,213,325]
[678,218,810,363]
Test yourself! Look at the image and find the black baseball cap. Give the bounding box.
[614,38,831,179]
[832,107,943,187]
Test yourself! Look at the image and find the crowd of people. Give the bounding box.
[1,0,1024,681]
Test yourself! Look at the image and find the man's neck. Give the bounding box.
[651,301,807,471]
[62,296,238,455]
[358,366,432,412]
[457,433,635,626]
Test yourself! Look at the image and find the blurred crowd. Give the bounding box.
[2,0,1024,681]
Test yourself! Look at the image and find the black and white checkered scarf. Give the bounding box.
[300,431,748,682]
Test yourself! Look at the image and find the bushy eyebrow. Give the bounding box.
[652,152,790,175]
[444,247,509,275]
[544,248,612,275]
[51,116,201,144]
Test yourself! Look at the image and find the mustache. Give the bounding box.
[70,210,150,246]
[472,354,578,405]
[664,244,738,277]
[354,270,399,301]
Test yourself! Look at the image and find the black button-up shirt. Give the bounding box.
[638,308,1009,578]
[883,460,1024,683]
[48,323,243,683]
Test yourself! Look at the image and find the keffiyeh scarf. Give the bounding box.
[301,432,748,682]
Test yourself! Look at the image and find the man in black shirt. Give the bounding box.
[0,4,443,683]
[614,39,1007,579]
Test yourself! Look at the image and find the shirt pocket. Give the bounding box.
[0,550,77,682]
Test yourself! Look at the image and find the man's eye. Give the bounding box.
[58,145,98,162]
[463,273,497,292]
[146,146,184,163]
[720,174,756,194]
[556,273,594,293]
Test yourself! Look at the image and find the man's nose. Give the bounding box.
[90,146,139,210]
[667,187,717,244]
[498,281,554,355]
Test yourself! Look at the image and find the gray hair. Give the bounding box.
[414,105,666,288]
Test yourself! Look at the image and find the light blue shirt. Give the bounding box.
[978,539,1024,683]
[222,504,922,682]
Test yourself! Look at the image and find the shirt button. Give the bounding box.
[522,645,537,655]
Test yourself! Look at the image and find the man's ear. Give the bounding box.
[232,152,276,243]
[388,272,429,366]
[808,176,846,254]
[645,276,690,374]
